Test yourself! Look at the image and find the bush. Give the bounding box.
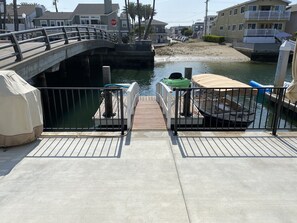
[203,35,225,43]
[121,35,129,44]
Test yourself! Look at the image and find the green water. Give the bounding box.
[111,61,292,95]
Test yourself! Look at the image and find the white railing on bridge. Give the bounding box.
[156,82,173,129]
[126,82,140,129]
[244,29,279,37]
[244,10,291,21]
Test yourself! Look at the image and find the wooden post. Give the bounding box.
[102,66,115,118]
[182,67,192,117]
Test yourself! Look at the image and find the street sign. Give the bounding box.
[111,18,117,27]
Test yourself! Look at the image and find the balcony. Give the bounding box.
[244,10,291,21]
[244,29,279,37]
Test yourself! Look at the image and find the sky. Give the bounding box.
[6,0,297,27]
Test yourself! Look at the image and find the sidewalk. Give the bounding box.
[1,131,297,222]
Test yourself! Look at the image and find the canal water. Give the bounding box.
[111,61,292,95]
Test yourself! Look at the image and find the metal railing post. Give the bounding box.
[120,89,125,135]
[10,33,23,61]
[41,28,51,50]
[76,26,82,41]
[174,89,179,135]
[62,26,69,44]
[272,88,285,136]
[86,27,91,39]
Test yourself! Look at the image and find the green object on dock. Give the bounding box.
[162,78,191,88]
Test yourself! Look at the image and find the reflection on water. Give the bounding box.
[111,61,292,96]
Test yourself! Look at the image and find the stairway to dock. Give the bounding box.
[132,96,167,130]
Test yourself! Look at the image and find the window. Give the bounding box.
[241,7,245,13]
[274,5,285,11]
[239,24,244,30]
[232,24,236,31]
[247,23,256,29]
[221,12,224,16]
[56,21,64,26]
[40,20,47,26]
[228,25,231,30]
[248,5,257,11]
[220,26,224,30]
[50,20,55,26]
[234,9,238,15]
[274,23,282,30]
[122,20,127,28]
[229,10,232,15]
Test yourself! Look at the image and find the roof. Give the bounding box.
[72,4,119,15]
[5,4,42,16]
[192,74,251,88]
[34,11,73,20]
[287,4,297,11]
[217,0,291,12]
[141,19,168,26]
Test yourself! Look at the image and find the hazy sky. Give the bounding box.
[7,0,297,27]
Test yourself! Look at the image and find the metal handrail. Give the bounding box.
[0,25,116,62]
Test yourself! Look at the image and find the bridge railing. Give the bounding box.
[126,82,140,130]
[0,26,116,62]
[156,82,173,129]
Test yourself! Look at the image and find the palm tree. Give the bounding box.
[136,0,141,39]
[144,0,156,40]
[53,0,58,12]
[127,2,136,28]
[124,0,131,34]
[13,0,18,31]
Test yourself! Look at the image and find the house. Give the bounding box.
[33,12,73,27]
[118,12,130,39]
[205,15,216,35]
[211,0,291,43]
[2,4,45,31]
[144,19,168,44]
[169,26,191,38]
[286,4,297,36]
[71,1,119,31]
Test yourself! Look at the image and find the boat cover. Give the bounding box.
[192,73,251,89]
[286,40,297,102]
[0,70,43,147]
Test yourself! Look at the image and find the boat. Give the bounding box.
[192,74,256,128]
[161,72,191,88]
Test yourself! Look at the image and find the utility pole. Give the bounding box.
[204,0,209,36]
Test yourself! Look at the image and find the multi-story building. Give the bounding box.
[205,15,216,35]
[211,0,291,43]
[148,19,168,44]
[286,4,297,36]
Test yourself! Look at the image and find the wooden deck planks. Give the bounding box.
[133,96,167,130]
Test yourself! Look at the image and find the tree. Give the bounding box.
[127,2,136,28]
[143,0,156,40]
[53,0,58,12]
[136,0,141,39]
[124,0,131,34]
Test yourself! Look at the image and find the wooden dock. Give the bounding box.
[133,96,167,130]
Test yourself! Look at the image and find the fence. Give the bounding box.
[0,25,116,62]
[172,87,297,135]
[38,87,125,134]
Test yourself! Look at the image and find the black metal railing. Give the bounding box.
[38,87,125,135]
[0,26,116,62]
[173,87,296,135]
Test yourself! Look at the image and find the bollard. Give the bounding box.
[102,66,115,118]
[181,67,192,117]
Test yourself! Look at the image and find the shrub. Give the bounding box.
[203,35,225,43]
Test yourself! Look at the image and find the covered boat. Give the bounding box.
[162,72,191,88]
[192,73,256,128]
[0,70,43,147]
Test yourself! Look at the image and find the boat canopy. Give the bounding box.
[192,74,251,89]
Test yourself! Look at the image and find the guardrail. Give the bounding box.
[244,28,279,37]
[156,82,173,129]
[171,87,297,135]
[244,10,291,21]
[38,87,125,134]
[126,82,140,129]
[0,26,117,62]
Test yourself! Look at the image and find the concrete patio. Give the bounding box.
[1,130,297,223]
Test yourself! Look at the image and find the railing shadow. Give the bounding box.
[26,136,124,159]
[0,139,42,176]
[171,134,297,158]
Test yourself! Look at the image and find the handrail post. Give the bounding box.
[76,26,82,41]
[120,89,125,135]
[174,89,179,135]
[10,33,23,61]
[42,28,51,50]
[86,27,91,39]
[272,88,285,136]
[62,26,69,44]
[167,90,172,129]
